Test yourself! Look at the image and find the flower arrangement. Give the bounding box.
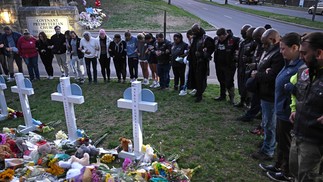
[78,7,107,29]
[0,168,15,181]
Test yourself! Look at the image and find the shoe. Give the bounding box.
[259,164,282,173]
[214,96,226,101]
[79,78,85,84]
[48,76,54,80]
[249,126,264,135]
[179,90,187,96]
[7,77,14,82]
[236,115,252,122]
[153,82,160,88]
[189,89,197,95]
[266,172,293,182]
[61,74,65,77]
[142,79,149,85]
[195,96,202,103]
[174,85,178,91]
[150,81,156,88]
[234,102,244,108]
[122,80,126,84]
[118,79,121,83]
[251,151,273,161]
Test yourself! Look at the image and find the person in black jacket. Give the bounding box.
[213,28,240,104]
[171,33,188,91]
[0,32,8,76]
[50,25,69,77]
[251,29,284,161]
[109,34,127,83]
[36,32,54,79]
[187,24,214,102]
[155,33,172,90]
[2,26,23,81]
[69,31,84,83]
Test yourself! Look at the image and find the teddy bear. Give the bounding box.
[75,144,99,159]
[0,144,15,162]
[119,137,132,152]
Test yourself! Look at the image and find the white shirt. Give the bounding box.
[80,37,99,58]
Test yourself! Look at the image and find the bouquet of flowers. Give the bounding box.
[78,7,106,29]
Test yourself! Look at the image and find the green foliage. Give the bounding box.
[2,78,269,181]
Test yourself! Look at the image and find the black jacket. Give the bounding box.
[36,39,53,59]
[68,37,84,59]
[109,40,127,60]
[214,34,240,67]
[294,67,323,144]
[154,39,172,65]
[50,33,67,54]
[171,41,188,67]
[255,44,284,102]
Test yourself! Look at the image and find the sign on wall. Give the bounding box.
[26,16,69,36]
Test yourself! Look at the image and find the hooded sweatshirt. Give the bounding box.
[80,31,99,59]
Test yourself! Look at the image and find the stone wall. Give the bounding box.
[0,0,22,33]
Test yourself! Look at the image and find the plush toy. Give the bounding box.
[59,153,90,182]
[119,137,132,152]
[59,153,90,169]
[142,144,155,163]
[0,144,14,161]
[6,138,29,158]
[122,158,132,172]
[75,144,99,159]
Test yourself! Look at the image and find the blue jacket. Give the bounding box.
[2,31,22,56]
[275,59,304,121]
[125,36,138,58]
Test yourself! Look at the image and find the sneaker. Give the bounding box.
[150,81,156,88]
[122,79,126,84]
[179,90,187,96]
[153,82,160,88]
[251,151,273,161]
[249,126,264,135]
[48,76,54,80]
[61,74,65,77]
[189,89,197,95]
[79,78,85,84]
[142,79,149,85]
[7,77,15,82]
[259,164,282,173]
[266,172,293,182]
[214,96,226,101]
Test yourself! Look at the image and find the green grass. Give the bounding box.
[74,0,213,32]
[201,0,323,29]
[2,78,270,181]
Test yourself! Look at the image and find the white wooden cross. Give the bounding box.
[11,73,36,133]
[0,76,8,121]
[51,77,84,144]
[117,81,158,160]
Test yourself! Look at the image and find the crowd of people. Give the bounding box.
[0,24,322,181]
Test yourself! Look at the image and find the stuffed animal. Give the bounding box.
[59,153,90,169]
[0,144,14,161]
[119,137,132,152]
[75,144,99,159]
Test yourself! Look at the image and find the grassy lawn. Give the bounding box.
[201,0,323,29]
[1,78,270,181]
[74,0,213,32]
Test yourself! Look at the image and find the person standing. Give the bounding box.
[145,33,159,88]
[50,25,68,77]
[79,31,99,84]
[288,32,323,182]
[36,32,54,79]
[109,34,127,83]
[187,24,214,102]
[251,29,284,161]
[137,33,149,85]
[69,31,85,83]
[17,29,39,81]
[2,26,23,82]
[171,33,188,91]
[235,25,256,107]
[125,31,138,82]
[0,32,8,76]
[155,33,172,90]
[97,29,112,83]
[213,28,240,104]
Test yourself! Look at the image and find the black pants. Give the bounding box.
[190,60,208,98]
[85,57,97,82]
[40,55,54,76]
[275,118,293,175]
[244,92,262,119]
[0,54,8,75]
[113,57,126,80]
[99,55,111,81]
[215,63,236,97]
[128,57,138,79]
[173,65,186,89]
[237,65,247,99]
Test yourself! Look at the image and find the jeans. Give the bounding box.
[70,56,84,79]
[157,63,170,88]
[7,53,23,77]
[54,53,68,76]
[24,56,40,80]
[260,100,276,156]
[85,57,97,82]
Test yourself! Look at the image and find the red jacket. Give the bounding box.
[17,36,38,58]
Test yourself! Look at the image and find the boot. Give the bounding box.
[234,97,245,108]
[228,87,235,105]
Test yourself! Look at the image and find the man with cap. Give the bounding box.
[2,26,23,82]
